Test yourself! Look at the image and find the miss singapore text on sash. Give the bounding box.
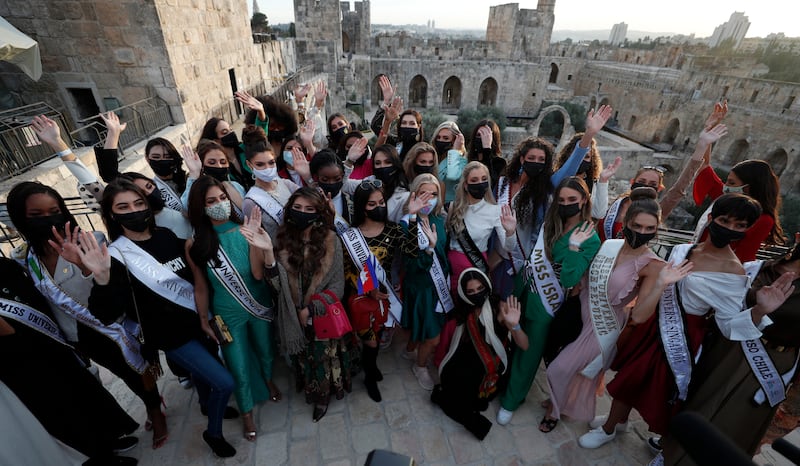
[211,248,274,321]
[27,250,147,373]
[108,236,197,312]
[603,197,624,239]
[523,226,564,316]
[341,226,403,325]
[0,296,70,347]
[416,223,454,314]
[581,239,625,378]
[245,186,284,224]
[153,176,184,212]
[659,244,692,401]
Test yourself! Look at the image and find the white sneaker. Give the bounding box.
[401,348,417,361]
[412,365,434,391]
[588,415,630,432]
[579,426,616,449]
[496,407,514,426]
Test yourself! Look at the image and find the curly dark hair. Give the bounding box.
[505,137,556,225]
[241,125,273,161]
[243,95,298,137]
[187,176,239,268]
[276,187,334,275]
[7,181,79,257]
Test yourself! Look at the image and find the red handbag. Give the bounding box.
[310,290,353,339]
[347,294,389,334]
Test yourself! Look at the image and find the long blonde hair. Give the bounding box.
[543,177,592,260]
[446,161,496,235]
[405,173,443,217]
[402,142,439,182]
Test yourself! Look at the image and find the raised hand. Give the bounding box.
[314,81,327,107]
[697,124,728,148]
[48,221,83,266]
[754,272,796,317]
[235,91,264,115]
[657,260,693,287]
[568,221,595,248]
[294,83,311,103]
[477,125,493,149]
[500,204,517,236]
[704,100,728,131]
[300,118,316,147]
[76,230,111,285]
[240,209,273,252]
[599,156,623,182]
[182,145,203,178]
[292,147,311,180]
[346,137,368,163]
[99,111,127,135]
[453,133,465,152]
[30,115,66,149]
[502,295,522,328]
[584,105,613,137]
[379,75,396,106]
[419,216,437,247]
[385,96,403,122]
[406,191,433,216]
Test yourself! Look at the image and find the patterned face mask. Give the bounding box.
[205,200,231,221]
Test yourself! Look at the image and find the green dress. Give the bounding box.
[400,214,449,341]
[207,221,275,413]
[500,225,600,412]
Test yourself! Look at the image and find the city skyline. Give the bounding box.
[259,0,800,39]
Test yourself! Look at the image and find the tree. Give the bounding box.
[455,106,508,147]
[420,109,448,142]
[289,22,296,38]
[251,12,269,34]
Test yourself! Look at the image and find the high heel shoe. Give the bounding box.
[242,412,257,442]
[312,403,328,423]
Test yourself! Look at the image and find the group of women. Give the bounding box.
[2,80,797,466]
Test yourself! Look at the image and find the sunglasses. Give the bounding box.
[359,179,383,190]
[641,165,667,174]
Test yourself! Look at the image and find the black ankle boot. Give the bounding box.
[362,346,382,402]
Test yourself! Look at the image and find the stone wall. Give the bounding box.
[294,0,343,74]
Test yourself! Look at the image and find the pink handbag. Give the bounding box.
[310,290,353,339]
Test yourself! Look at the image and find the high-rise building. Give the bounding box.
[609,22,627,46]
[708,12,750,48]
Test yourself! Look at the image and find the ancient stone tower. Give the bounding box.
[293,0,343,73]
[340,1,371,55]
[486,1,555,61]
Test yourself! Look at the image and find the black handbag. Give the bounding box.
[542,293,583,367]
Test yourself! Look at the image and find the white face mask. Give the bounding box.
[205,199,231,221]
[722,184,747,194]
[420,197,438,215]
[252,166,278,182]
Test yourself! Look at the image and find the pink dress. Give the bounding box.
[546,249,660,421]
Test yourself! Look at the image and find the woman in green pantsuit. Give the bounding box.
[187,176,280,442]
[497,177,600,430]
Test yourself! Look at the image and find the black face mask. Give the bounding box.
[204,166,229,182]
[558,202,582,220]
[522,161,545,178]
[466,289,489,307]
[623,226,656,249]
[373,166,396,183]
[318,181,344,198]
[578,160,593,175]
[708,220,746,248]
[398,127,419,141]
[414,164,434,175]
[149,159,177,177]
[631,182,649,191]
[114,209,152,233]
[466,181,489,200]
[286,209,320,230]
[220,132,239,148]
[434,140,453,156]
[146,190,166,212]
[26,213,68,244]
[268,129,287,143]
[330,127,348,145]
[365,205,388,222]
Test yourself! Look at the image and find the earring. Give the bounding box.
[252,173,257,180]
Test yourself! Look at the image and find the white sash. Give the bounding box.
[334,216,350,236]
[692,203,714,243]
[27,251,148,373]
[341,227,403,325]
[659,244,692,401]
[416,221,454,314]
[108,236,197,312]
[496,176,510,207]
[210,248,274,321]
[524,226,564,316]
[603,197,624,239]
[581,239,625,378]
[245,186,284,224]
[0,297,70,347]
[153,176,184,212]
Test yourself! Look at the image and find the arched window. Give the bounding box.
[442,76,462,110]
[478,78,498,107]
[549,63,559,84]
[408,75,428,108]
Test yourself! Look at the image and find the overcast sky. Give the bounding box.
[257,0,800,38]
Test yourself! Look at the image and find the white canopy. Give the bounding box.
[0,16,41,81]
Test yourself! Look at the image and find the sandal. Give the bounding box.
[148,410,168,449]
[267,380,282,402]
[539,415,558,433]
[242,412,257,442]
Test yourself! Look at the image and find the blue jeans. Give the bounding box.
[165,339,234,437]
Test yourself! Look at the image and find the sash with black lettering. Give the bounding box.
[659,244,692,401]
[417,222,454,314]
[454,223,489,273]
[603,197,624,239]
[153,176,184,212]
[692,203,714,243]
[496,176,510,207]
[341,227,402,324]
[0,297,70,347]
[108,236,197,312]
[581,239,625,378]
[211,248,274,321]
[245,186,284,224]
[27,251,148,373]
[524,226,564,316]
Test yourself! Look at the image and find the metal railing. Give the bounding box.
[70,96,174,151]
[0,103,74,181]
[0,196,105,258]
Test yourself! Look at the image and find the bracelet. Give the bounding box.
[55,148,72,158]
[569,240,582,249]
[511,323,522,331]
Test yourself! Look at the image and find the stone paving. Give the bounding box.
[99,333,793,466]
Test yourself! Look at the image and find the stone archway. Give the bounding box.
[765,148,788,176]
[599,97,611,108]
[442,76,462,111]
[370,75,383,106]
[663,118,680,145]
[408,75,428,108]
[478,77,498,106]
[725,139,750,166]
[549,63,559,84]
[529,104,575,150]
